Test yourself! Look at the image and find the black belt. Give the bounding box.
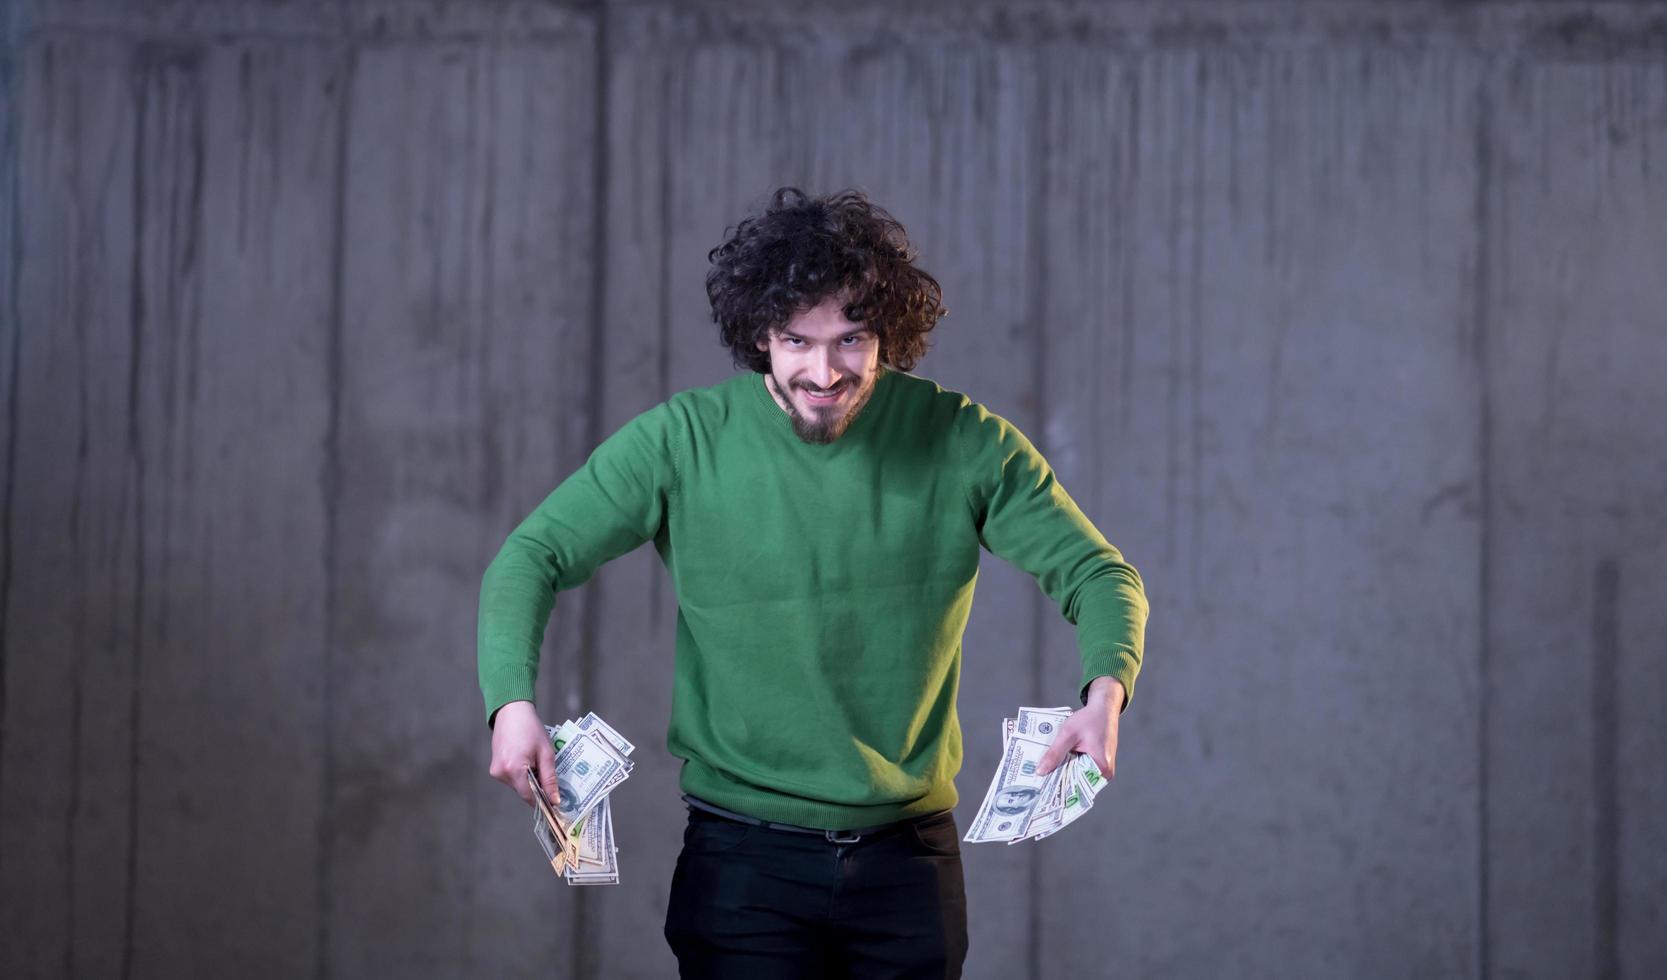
[682,794,946,845]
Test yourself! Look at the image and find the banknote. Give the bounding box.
[554,730,629,830]
[965,729,1059,842]
[576,799,610,867]
[578,712,635,757]
[534,802,577,873]
[1018,777,1074,841]
[548,721,633,774]
[1013,706,1072,741]
[528,766,576,873]
[1012,776,1065,841]
[567,799,619,886]
[529,713,633,886]
[1075,752,1107,795]
[968,705,1110,845]
[547,721,579,753]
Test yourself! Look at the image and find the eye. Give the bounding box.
[840,333,868,347]
[783,336,806,348]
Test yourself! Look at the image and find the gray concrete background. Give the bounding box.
[2,1,1664,977]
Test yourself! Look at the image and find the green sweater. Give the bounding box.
[478,368,1147,829]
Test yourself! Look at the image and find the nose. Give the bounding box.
[807,346,839,389]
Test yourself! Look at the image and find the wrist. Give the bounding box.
[492,699,537,728]
[1085,676,1125,711]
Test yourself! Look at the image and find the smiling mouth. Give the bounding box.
[797,384,845,403]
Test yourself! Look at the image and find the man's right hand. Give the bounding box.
[488,699,559,808]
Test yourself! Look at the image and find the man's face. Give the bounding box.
[757,295,882,444]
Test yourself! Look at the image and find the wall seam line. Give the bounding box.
[1472,62,1495,980]
[1592,559,1620,980]
[1025,49,1051,980]
[314,27,357,980]
[119,43,152,980]
[0,0,28,893]
[572,1,612,974]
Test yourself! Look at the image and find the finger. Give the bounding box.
[1085,740,1114,780]
[1101,726,1121,779]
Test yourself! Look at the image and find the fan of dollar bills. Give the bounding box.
[527,711,634,886]
[964,705,1109,844]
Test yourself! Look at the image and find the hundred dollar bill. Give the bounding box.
[1015,760,1069,841]
[533,808,560,869]
[567,865,617,886]
[1019,773,1079,842]
[555,722,626,837]
[529,767,576,872]
[1031,752,1106,841]
[964,729,1059,843]
[576,797,611,868]
[549,721,634,776]
[568,799,619,886]
[1003,707,1070,781]
[578,712,635,757]
[1013,706,1072,741]
[545,723,593,841]
[1029,769,1095,841]
[971,706,1112,845]
[1074,752,1108,801]
[527,713,632,885]
[553,730,630,829]
[534,803,578,873]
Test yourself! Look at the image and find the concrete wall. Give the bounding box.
[2,2,1664,977]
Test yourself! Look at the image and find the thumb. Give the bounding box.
[1037,736,1073,776]
[537,737,560,806]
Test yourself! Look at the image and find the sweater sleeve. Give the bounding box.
[477,403,678,725]
[957,403,1149,709]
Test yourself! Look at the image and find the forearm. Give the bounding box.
[959,404,1150,709]
[1072,566,1148,709]
[475,409,673,725]
[477,539,559,725]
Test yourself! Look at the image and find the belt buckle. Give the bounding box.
[825,828,862,845]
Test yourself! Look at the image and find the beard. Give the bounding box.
[770,370,880,444]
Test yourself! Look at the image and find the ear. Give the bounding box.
[756,335,770,352]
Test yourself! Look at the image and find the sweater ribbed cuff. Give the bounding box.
[480,667,537,729]
[1078,648,1139,712]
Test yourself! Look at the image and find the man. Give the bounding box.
[479,187,1148,978]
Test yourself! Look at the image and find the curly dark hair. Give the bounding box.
[706,187,946,373]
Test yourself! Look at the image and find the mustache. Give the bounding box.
[791,380,848,394]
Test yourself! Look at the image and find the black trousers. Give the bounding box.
[663,807,969,979]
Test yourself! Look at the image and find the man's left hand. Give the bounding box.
[1036,676,1124,779]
